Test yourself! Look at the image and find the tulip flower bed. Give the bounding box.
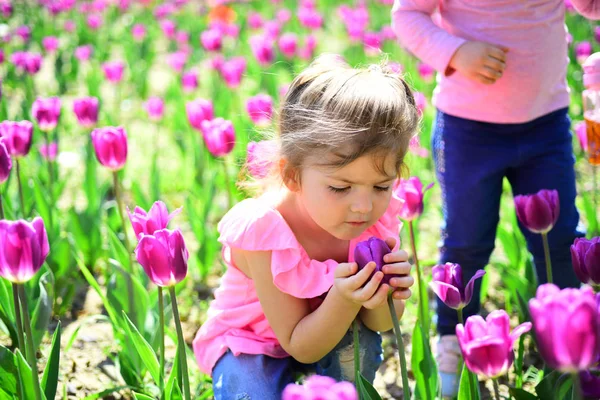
[0,1,598,400]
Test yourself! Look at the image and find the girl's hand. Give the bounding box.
[447,41,508,84]
[383,237,414,301]
[333,262,390,310]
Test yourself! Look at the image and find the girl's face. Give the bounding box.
[297,153,397,241]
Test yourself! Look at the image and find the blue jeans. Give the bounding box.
[431,107,585,336]
[211,321,382,400]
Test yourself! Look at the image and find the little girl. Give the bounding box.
[193,54,419,399]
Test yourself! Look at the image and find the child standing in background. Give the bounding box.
[193,54,418,399]
[392,0,600,396]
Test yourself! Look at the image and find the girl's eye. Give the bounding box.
[328,186,350,193]
[375,186,391,192]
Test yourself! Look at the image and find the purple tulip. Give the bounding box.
[246,94,273,126]
[298,6,323,29]
[132,24,146,41]
[90,126,128,170]
[249,34,275,67]
[186,99,214,131]
[514,189,560,234]
[456,310,532,378]
[31,97,61,132]
[181,70,198,93]
[430,263,486,310]
[102,61,125,83]
[247,12,264,29]
[392,176,434,221]
[220,57,246,88]
[529,284,600,372]
[128,201,182,239]
[200,118,235,157]
[201,28,222,52]
[354,237,399,286]
[0,218,49,284]
[279,33,297,59]
[75,45,93,62]
[15,25,30,42]
[39,141,57,162]
[11,51,42,75]
[144,97,164,122]
[571,237,600,285]
[160,19,176,39]
[42,36,59,53]
[0,120,33,157]
[282,375,358,400]
[135,228,188,287]
[418,62,435,82]
[0,138,12,183]
[0,1,12,18]
[73,97,99,129]
[576,41,593,63]
[580,370,600,398]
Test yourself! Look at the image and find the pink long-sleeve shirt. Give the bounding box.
[392,0,600,123]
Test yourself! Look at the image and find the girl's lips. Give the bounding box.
[347,221,367,226]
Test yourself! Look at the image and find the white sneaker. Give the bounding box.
[435,335,462,398]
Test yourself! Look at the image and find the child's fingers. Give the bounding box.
[353,270,383,301]
[382,261,412,276]
[383,249,409,263]
[344,262,375,290]
[362,283,390,309]
[334,262,357,279]
[384,237,396,251]
[388,275,414,289]
[392,288,412,300]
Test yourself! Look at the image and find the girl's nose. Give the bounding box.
[350,194,373,214]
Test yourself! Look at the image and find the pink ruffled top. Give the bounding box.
[192,192,403,375]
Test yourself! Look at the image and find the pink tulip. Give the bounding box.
[338,5,369,41]
[15,25,30,42]
[576,41,593,64]
[279,84,290,99]
[155,3,175,19]
[102,61,125,83]
[514,189,560,234]
[132,24,146,41]
[363,31,381,56]
[282,375,358,400]
[167,51,188,73]
[247,12,264,29]
[456,310,532,378]
[186,99,214,131]
[418,62,435,82]
[73,97,99,129]
[414,91,427,115]
[249,34,275,67]
[576,121,588,152]
[135,228,188,287]
[128,201,182,239]
[0,49,3,64]
[0,217,49,284]
[200,118,235,157]
[90,126,128,170]
[263,20,281,39]
[279,33,297,58]
[298,35,317,60]
[87,14,103,30]
[144,96,164,122]
[276,9,292,24]
[160,19,176,39]
[220,57,246,88]
[246,141,276,179]
[246,94,273,126]
[75,45,93,62]
[0,138,12,183]
[0,1,12,18]
[39,141,58,161]
[31,97,61,132]
[181,70,198,92]
[298,6,323,29]
[64,20,76,33]
[380,26,396,42]
[201,28,222,52]
[393,176,434,221]
[0,120,33,157]
[42,36,59,53]
[409,136,429,158]
[430,263,486,310]
[11,51,42,75]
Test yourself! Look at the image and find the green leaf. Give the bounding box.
[411,321,438,399]
[457,364,471,400]
[0,279,17,346]
[122,311,161,386]
[81,385,133,400]
[535,369,560,399]
[555,374,573,400]
[107,227,131,273]
[41,321,61,400]
[31,178,52,234]
[0,345,18,396]
[31,270,55,350]
[166,345,180,398]
[133,393,154,400]
[107,269,150,335]
[15,349,40,400]
[509,387,538,400]
[356,373,383,400]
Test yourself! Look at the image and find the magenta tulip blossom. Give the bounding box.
[354,236,399,286]
[135,228,188,287]
[201,28,222,52]
[87,14,103,30]
[186,99,214,131]
[90,126,128,170]
[200,118,235,157]
[576,121,588,152]
[249,34,275,67]
[128,201,182,239]
[102,61,125,83]
[278,33,297,58]
[246,94,273,126]
[529,284,600,372]
[181,70,198,92]
[246,141,276,179]
[456,310,532,379]
[39,142,58,161]
[167,51,188,73]
[220,57,246,88]
[42,36,59,53]
[31,97,61,132]
[73,97,99,129]
[418,62,435,82]
[514,189,559,234]
[430,263,486,310]
[11,51,42,75]
[283,375,357,400]
[132,24,146,41]
[298,6,323,29]
[160,19,176,39]
[75,45,93,62]
[0,139,12,183]
[0,120,33,158]
[15,25,30,42]
[393,176,434,221]
[0,217,49,284]
[144,96,165,122]
[571,237,600,285]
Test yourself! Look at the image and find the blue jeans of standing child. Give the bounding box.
[431,107,585,336]
[211,321,382,399]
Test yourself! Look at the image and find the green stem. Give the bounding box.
[0,191,5,219]
[353,319,360,384]
[12,283,25,352]
[572,373,582,400]
[18,285,42,400]
[388,293,410,399]
[541,233,553,284]
[493,379,501,400]
[16,160,25,218]
[222,159,232,210]
[169,286,191,400]
[409,221,429,336]
[457,307,464,325]
[158,287,165,399]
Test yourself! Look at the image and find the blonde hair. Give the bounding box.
[240,53,420,194]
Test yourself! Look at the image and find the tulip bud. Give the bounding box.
[0,120,33,158]
[75,45,93,62]
[246,94,273,126]
[354,237,398,286]
[429,263,486,310]
[200,118,235,157]
[42,36,59,53]
[135,228,188,287]
[571,237,600,285]
[0,139,12,183]
[186,99,214,131]
[31,97,61,132]
[144,97,165,122]
[181,71,198,93]
[201,28,222,52]
[132,24,146,41]
[102,60,125,83]
[90,126,128,170]
[128,201,182,239]
[514,189,559,234]
[393,177,434,221]
[220,57,246,88]
[278,33,297,58]
[0,217,49,283]
[73,97,99,129]
[249,34,275,67]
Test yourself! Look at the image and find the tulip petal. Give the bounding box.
[509,322,532,343]
[584,243,600,284]
[486,310,511,340]
[572,241,589,284]
[136,234,171,287]
[429,280,462,309]
[464,315,488,342]
[463,269,486,306]
[354,242,372,270]
[524,195,554,233]
[31,217,49,267]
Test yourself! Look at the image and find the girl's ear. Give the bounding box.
[280,158,300,192]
